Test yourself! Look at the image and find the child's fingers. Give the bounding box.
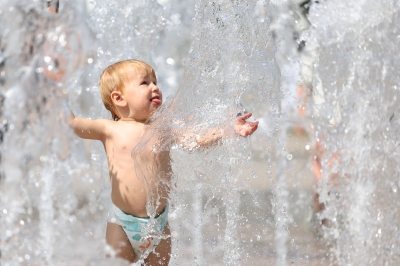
[237,112,253,123]
[251,123,258,132]
[235,120,259,137]
[242,112,252,119]
[247,122,259,135]
[249,121,259,128]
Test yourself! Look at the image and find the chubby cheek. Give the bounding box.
[137,93,151,108]
[140,101,152,111]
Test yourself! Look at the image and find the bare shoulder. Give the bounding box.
[98,118,118,128]
[105,120,145,138]
[70,117,118,141]
[97,119,123,137]
[104,121,146,152]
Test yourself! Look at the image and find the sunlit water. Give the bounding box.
[0,0,399,265]
[304,0,400,264]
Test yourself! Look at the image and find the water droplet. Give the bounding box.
[287,154,293,160]
[305,145,310,150]
[166,58,175,65]
[44,56,52,63]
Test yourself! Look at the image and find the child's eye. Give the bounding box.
[141,81,148,85]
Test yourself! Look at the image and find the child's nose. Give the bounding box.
[151,83,159,91]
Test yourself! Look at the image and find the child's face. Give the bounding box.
[122,66,162,121]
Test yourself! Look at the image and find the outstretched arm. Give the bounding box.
[67,110,109,141]
[179,112,259,149]
[191,126,225,148]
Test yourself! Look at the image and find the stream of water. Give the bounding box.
[0,0,399,265]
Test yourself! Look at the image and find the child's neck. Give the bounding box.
[119,117,147,124]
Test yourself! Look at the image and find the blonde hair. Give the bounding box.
[99,59,156,120]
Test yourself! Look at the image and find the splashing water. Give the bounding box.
[0,1,101,265]
[304,0,400,264]
[132,1,280,264]
[1,0,400,265]
[0,0,282,264]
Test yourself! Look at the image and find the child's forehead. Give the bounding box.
[126,65,156,80]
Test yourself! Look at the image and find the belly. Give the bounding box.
[110,173,170,218]
[110,148,172,217]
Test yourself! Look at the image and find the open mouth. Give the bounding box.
[150,95,162,105]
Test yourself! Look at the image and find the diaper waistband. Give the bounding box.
[112,203,169,223]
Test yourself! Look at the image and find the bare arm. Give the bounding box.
[191,126,226,148]
[179,112,259,149]
[68,112,110,141]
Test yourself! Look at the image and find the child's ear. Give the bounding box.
[111,91,126,107]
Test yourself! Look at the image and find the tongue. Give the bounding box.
[151,98,161,104]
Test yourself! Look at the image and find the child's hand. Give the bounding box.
[234,113,259,137]
[60,102,75,125]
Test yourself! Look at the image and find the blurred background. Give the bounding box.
[1,0,399,265]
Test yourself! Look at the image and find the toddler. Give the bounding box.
[68,59,258,264]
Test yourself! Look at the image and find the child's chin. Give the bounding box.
[150,107,160,115]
